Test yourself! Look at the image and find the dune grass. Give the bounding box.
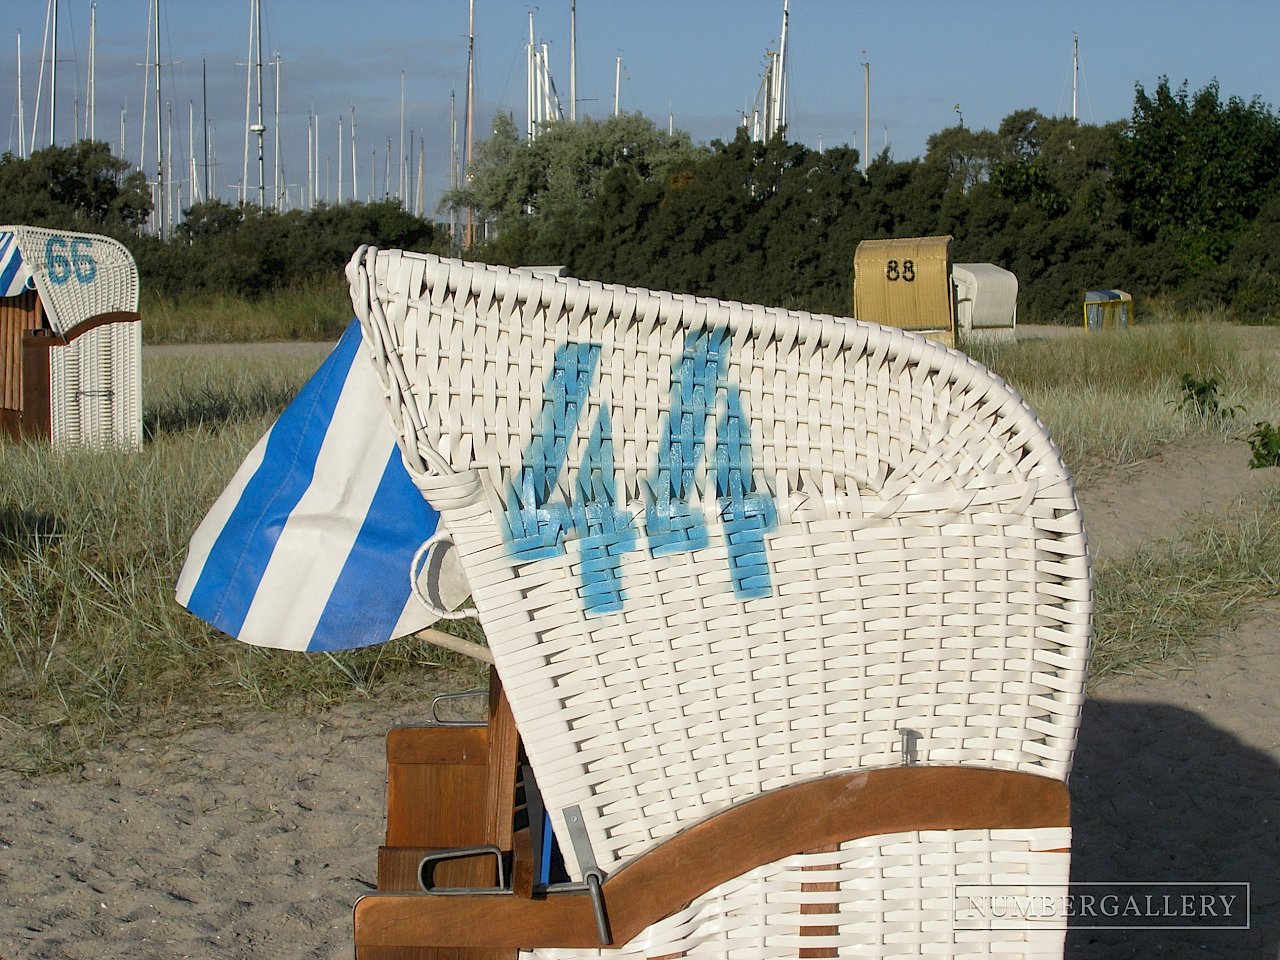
[1089,482,1280,683]
[978,322,1280,685]
[969,321,1280,483]
[0,349,484,773]
[2,319,1278,771]
[141,274,352,344]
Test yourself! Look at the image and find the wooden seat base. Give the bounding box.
[356,765,1069,956]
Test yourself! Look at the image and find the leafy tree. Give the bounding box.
[1117,78,1280,270]
[0,141,151,231]
[923,124,1001,195]
[450,112,706,233]
[142,198,448,298]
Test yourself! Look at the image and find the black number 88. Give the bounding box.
[885,259,917,282]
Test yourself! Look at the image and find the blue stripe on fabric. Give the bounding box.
[306,445,440,651]
[539,811,555,886]
[183,320,366,638]
[0,235,24,296]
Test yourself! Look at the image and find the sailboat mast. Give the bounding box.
[306,111,313,208]
[273,53,283,210]
[189,101,197,204]
[154,0,164,235]
[450,89,458,247]
[50,0,57,146]
[1072,33,1079,121]
[776,0,788,131]
[87,2,95,141]
[202,58,210,200]
[31,2,51,155]
[527,12,535,139]
[166,99,173,230]
[416,138,425,217]
[569,0,577,122]
[465,0,475,247]
[241,1,253,203]
[254,0,266,207]
[399,70,407,204]
[16,32,25,159]
[863,56,870,175]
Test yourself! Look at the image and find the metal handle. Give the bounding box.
[585,871,612,945]
[418,845,507,895]
[410,530,478,620]
[429,688,488,726]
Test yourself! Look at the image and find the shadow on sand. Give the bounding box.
[1067,697,1279,959]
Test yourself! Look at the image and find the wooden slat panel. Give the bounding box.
[385,732,490,849]
[799,843,839,959]
[20,330,58,440]
[483,672,519,853]
[356,767,1070,950]
[0,291,39,412]
[386,726,488,766]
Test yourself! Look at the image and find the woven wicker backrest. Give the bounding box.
[1,226,139,335]
[348,248,1091,879]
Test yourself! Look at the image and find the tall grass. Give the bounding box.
[0,349,482,772]
[970,323,1280,482]
[2,320,1278,771]
[141,274,352,344]
[1090,482,1280,682]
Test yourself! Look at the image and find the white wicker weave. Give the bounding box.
[347,248,1090,958]
[49,318,143,448]
[524,828,1071,960]
[2,225,139,335]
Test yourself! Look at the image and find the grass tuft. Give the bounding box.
[1090,482,1280,683]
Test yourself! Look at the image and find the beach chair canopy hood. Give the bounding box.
[953,262,1018,332]
[348,246,1090,860]
[0,226,138,334]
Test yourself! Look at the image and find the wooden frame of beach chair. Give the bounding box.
[347,249,1091,959]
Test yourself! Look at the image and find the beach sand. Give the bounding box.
[2,429,1277,959]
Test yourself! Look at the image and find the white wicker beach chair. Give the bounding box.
[0,226,141,446]
[346,248,1091,959]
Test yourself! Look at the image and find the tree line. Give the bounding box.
[2,77,1278,323]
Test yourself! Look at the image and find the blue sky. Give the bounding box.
[4,0,1279,219]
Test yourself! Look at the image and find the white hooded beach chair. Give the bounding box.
[0,226,142,447]
[344,248,1091,959]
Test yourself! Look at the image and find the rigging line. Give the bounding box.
[1077,45,1095,124]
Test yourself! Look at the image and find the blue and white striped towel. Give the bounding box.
[176,319,444,651]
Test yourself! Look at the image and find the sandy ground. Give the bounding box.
[1067,441,1279,959]
[2,333,1278,959]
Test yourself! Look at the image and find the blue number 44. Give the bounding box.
[502,328,776,615]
